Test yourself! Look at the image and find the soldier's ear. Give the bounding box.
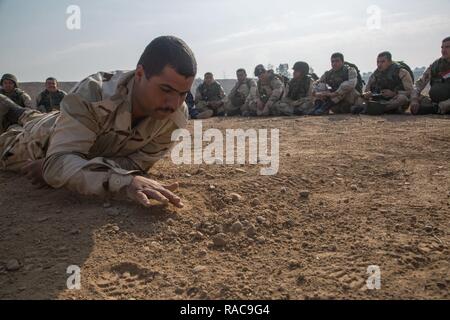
[135,65,146,82]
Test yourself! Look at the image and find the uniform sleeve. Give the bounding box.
[42,94,137,197]
[219,83,226,103]
[194,86,204,104]
[398,69,414,97]
[246,80,258,103]
[268,78,284,103]
[412,65,432,100]
[364,74,376,93]
[22,92,34,109]
[336,67,357,95]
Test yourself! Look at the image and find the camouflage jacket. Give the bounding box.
[0,88,33,108]
[36,89,67,113]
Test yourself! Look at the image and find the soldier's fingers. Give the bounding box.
[156,187,183,208]
[162,182,179,192]
[142,188,169,205]
[134,190,151,207]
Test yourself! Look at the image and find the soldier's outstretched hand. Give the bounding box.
[21,159,48,188]
[126,176,184,208]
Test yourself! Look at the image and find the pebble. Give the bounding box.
[281,187,288,194]
[209,185,216,190]
[6,259,21,271]
[256,216,266,224]
[299,190,310,198]
[212,233,227,247]
[250,198,261,207]
[231,221,243,233]
[230,193,242,202]
[193,265,207,273]
[184,173,192,178]
[246,224,257,237]
[350,184,358,191]
[235,168,246,173]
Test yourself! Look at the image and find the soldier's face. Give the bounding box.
[331,58,343,71]
[204,74,214,85]
[377,57,391,71]
[46,80,58,92]
[442,41,450,59]
[293,70,302,79]
[1,79,15,93]
[133,65,194,120]
[236,71,246,82]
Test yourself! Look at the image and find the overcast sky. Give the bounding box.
[0,0,449,82]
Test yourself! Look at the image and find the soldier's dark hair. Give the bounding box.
[378,51,392,61]
[137,36,197,79]
[204,72,213,77]
[331,53,344,61]
[46,77,57,82]
[236,68,246,74]
[443,37,450,42]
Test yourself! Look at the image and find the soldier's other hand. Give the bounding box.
[21,159,48,188]
[381,89,395,98]
[126,176,184,208]
[410,100,420,115]
[363,91,372,100]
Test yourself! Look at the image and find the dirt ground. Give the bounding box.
[0,114,449,300]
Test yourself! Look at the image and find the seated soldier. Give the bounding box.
[225,68,257,117]
[253,64,285,117]
[0,73,33,109]
[36,77,67,113]
[353,51,413,115]
[194,72,226,119]
[270,61,315,116]
[410,36,450,115]
[185,91,199,119]
[312,53,360,115]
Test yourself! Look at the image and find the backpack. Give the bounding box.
[344,62,365,94]
[394,61,415,82]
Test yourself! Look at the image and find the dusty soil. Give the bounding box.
[0,114,449,300]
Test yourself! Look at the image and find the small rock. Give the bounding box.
[231,221,243,233]
[256,216,266,224]
[209,185,216,190]
[193,265,207,273]
[103,202,112,208]
[175,287,184,295]
[212,233,227,247]
[111,226,120,232]
[235,168,246,173]
[424,225,433,233]
[250,198,261,207]
[256,236,266,244]
[6,259,21,271]
[350,184,358,191]
[299,190,310,199]
[230,193,242,202]
[184,173,192,178]
[198,249,207,257]
[343,198,350,204]
[246,224,257,237]
[280,187,288,194]
[166,218,175,226]
[190,231,205,240]
[288,260,301,270]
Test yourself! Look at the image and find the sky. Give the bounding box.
[0,0,449,82]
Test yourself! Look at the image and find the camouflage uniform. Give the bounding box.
[194,81,226,116]
[315,65,359,114]
[36,89,67,113]
[0,88,33,109]
[357,63,413,113]
[412,58,450,114]
[270,76,315,116]
[255,71,284,116]
[225,78,257,116]
[0,70,188,196]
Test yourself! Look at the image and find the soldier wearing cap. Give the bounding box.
[194,72,226,119]
[269,61,315,116]
[252,64,285,116]
[0,73,33,109]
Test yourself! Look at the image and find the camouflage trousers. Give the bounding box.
[329,89,360,114]
[269,98,315,116]
[225,100,258,116]
[412,95,450,115]
[0,109,57,171]
[196,101,225,116]
[355,94,410,114]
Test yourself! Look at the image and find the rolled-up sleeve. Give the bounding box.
[336,67,357,95]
